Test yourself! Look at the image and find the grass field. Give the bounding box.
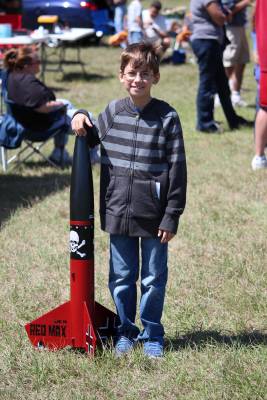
[0,2,267,399]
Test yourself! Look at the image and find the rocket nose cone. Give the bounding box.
[70,136,94,221]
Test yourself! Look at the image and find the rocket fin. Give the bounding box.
[83,302,97,355]
[95,301,119,344]
[25,301,71,350]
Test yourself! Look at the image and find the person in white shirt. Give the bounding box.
[127,0,143,44]
[142,1,171,54]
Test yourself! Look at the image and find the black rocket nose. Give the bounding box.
[70,135,94,221]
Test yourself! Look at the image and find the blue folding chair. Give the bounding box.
[0,71,70,172]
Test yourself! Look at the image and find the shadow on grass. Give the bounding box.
[166,330,267,351]
[48,85,70,93]
[60,72,114,82]
[0,168,70,227]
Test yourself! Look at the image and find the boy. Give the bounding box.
[71,43,187,358]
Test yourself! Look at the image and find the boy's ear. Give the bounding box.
[119,70,124,82]
[153,72,160,85]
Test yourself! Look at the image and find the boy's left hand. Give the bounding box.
[158,230,175,243]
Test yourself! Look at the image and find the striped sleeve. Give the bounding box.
[97,100,117,139]
[159,112,187,234]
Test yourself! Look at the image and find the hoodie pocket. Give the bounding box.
[130,179,162,219]
[105,176,128,216]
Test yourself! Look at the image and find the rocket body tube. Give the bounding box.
[69,136,95,346]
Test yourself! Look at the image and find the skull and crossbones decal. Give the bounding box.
[69,230,86,258]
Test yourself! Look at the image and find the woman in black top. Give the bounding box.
[3,46,72,165]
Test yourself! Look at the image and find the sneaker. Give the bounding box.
[251,155,267,170]
[115,336,135,357]
[143,341,164,359]
[49,148,72,166]
[231,91,247,107]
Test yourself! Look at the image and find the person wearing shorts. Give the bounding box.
[222,0,251,107]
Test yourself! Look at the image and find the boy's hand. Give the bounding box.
[71,113,93,136]
[158,229,175,243]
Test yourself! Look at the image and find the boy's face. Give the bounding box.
[119,62,160,102]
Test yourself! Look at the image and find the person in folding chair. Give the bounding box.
[3,46,73,166]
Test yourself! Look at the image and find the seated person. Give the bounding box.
[3,47,72,164]
[3,47,99,165]
[142,1,171,55]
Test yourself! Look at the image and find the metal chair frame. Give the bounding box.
[1,134,62,172]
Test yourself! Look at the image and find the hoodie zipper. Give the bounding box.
[124,113,140,234]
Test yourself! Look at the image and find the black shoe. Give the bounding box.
[197,122,222,133]
[230,116,254,130]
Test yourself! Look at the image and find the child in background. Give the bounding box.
[71,43,187,358]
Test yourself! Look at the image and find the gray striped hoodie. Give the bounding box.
[77,96,187,237]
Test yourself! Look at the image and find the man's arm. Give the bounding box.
[206,1,230,26]
[152,23,168,39]
[222,0,252,15]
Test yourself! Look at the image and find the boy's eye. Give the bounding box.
[124,71,152,81]
[141,72,151,79]
[127,72,136,78]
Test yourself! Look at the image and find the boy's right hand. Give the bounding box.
[71,113,93,136]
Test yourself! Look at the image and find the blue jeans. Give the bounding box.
[191,39,238,130]
[128,31,143,45]
[114,4,126,33]
[109,234,168,344]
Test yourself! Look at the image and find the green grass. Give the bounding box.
[0,5,267,398]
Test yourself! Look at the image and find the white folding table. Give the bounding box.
[45,28,95,75]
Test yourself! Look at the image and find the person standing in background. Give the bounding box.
[127,0,143,44]
[251,0,267,170]
[222,0,252,107]
[190,0,253,133]
[113,0,127,34]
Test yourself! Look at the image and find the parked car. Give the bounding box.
[21,0,114,34]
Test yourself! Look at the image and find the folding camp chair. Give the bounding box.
[0,72,70,172]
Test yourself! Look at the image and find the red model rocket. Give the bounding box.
[25,135,117,355]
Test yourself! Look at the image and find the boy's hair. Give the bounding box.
[120,42,160,74]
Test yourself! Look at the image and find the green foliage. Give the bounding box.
[0,17,266,399]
